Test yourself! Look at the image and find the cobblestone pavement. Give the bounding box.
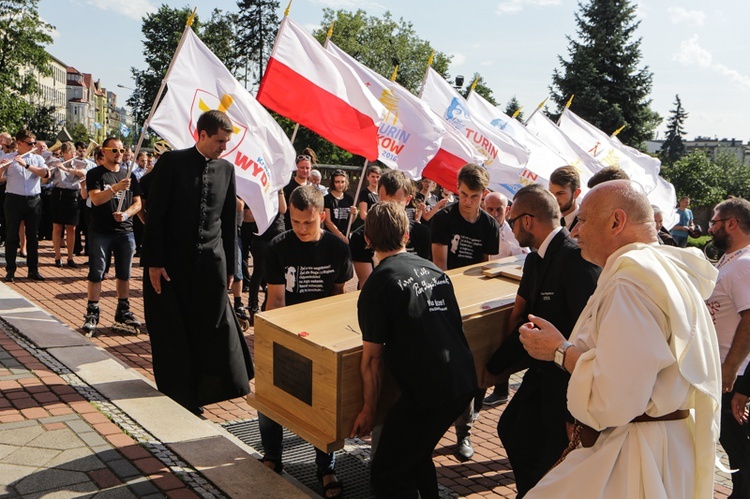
[1,239,735,497]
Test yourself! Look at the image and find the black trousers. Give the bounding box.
[721,380,750,498]
[371,392,472,499]
[4,193,42,275]
[248,237,270,310]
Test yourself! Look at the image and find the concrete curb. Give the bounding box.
[0,282,314,498]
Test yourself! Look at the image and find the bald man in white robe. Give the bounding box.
[519,180,722,498]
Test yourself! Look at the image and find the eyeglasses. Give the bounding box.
[296,154,311,162]
[507,212,535,228]
[708,217,733,227]
[103,147,125,154]
[23,141,36,146]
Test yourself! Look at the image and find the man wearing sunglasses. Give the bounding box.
[0,129,49,282]
[706,197,750,497]
[483,184,599,496]
[82,137,142,336]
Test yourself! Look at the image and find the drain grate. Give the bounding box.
[223,419,375,498]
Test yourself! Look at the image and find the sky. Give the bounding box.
[39,0,749,143]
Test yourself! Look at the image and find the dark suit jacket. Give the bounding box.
[488,228,600,496]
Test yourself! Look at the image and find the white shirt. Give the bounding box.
[489,221,528,260]
[562,206,579,229]
[537,226,564,259]
[706,246,750,372]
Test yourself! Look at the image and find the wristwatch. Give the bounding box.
[554,341,573,371]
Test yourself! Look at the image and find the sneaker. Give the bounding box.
[483,391,509,407]
[456,436,474,461]
[54,259,62,268]
[66,260,79,269]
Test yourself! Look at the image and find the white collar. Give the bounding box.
[537,226,564,259]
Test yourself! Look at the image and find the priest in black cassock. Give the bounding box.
[142,110,253,414]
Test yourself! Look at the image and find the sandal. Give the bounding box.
[317,468,343,498]
[259,456,283,474]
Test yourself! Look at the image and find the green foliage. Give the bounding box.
[314,9,451,95]
[235,0,280,85]
[24,105,56,141]
[0,0,54,130]
[661,151,724,208]
[463,73,497,106]
[202,9,242,78]
[716,149,750,200]
[550,0,660,148]
[68,123,90,144]
[660,95,688,165]
[504,96,524,121]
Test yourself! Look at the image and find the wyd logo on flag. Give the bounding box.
[189,90,248,159]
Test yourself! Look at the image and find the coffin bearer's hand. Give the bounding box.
[350,406,374,438]
[149,267,170,294]
[519,314,566,362]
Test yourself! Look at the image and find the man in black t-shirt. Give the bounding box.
[430,163,500,461]
[81,137,142,336]
[352,202,476,498]
[282,154,311,230]
[260,185,352,496]
[431,164,500,271]
[350,170,431,287]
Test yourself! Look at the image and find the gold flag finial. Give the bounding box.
[512,107,523,119]
[565,94,574,109]
[613,124,627,136]
[326,21,334,39]
[427,51,435,67]
[186,7,197,27]
[537,97,548,109]
[470,75,479,91]
[390,65,398,82]
[284,0,293,17]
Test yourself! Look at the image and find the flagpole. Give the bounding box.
[345,158,369,238]
[555,95,574,126]
[116,7,198,212]
[523,97,547,126]
[417,51,435,98]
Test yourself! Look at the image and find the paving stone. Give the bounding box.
[44,447,107,472]
[38,414,80,424]
[4,446,60,467]
[0,420,38,432]
[0,425,44,446]
[65,419,95,434]
[13,467,89,494]
[122,476,160,497]
[107,459,141,480]
[25,481,98,499]
[26,428,86,451]
[0,462,39,485]
[0,443,20,460]
[92,485,138,499]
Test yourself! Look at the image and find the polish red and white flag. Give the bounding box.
[257,17,387,160]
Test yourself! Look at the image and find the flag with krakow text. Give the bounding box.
[257,17,387,160]
[466,92,571,195]
[420,67,530,197]
[326,41,444,179]
[149,28,296,235]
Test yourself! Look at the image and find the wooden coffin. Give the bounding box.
[248,255,523,453]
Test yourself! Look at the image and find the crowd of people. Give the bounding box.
[2,111,749,498]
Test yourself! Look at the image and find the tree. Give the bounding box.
[549,0,660,147]
[69,123,90,144]
[0,0,54,131]
[659,94,688,165]
[314,9,451,95]
[661,151,724,209]
[235,0,279,86]
[24,105,56,141]
[504,95,524,121]
[464,73,497,105]
[202,9,242,78]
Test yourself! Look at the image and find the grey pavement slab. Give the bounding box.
[122,476,159,497]
[91,486,137,499]
[3,446,60,467]
[13,468,90,495]
[170,435,314,498]
[0,444,19,461]
[43,447,106,472]
[0,463,39,485]
[27,428,87,451]
[0,425,44,446]
[107,459,140,480]
[27,481,98,499]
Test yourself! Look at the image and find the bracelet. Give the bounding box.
[109,185,117,195]
[24,163,30,170]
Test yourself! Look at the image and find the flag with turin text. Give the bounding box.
[149,29,296,235]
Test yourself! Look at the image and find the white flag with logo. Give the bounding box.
[525,110,601,192]
[558,108,660,193]
[150,29,296,235]
[327,42,444,178]
[467,92,571,195]
[420,67,530,197]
